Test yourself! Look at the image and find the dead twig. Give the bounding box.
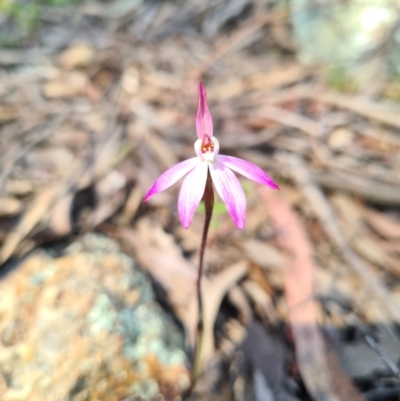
[0,111,69,195]
[278,152,400,325]
[267,85,400,130]
[259,186,344,401]
[255,105,322,137]
[189,9,288,81]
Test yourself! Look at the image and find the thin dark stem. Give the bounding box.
[194,172,214,378]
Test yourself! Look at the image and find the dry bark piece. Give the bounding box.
[259,187,364,401]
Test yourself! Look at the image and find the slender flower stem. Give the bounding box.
[194,172,214,378]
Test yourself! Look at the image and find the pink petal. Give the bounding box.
[209,160,246,229]
[196,83,213,139]
[144,157,200,202]
[178,161,208,228]
[217,155,279,189]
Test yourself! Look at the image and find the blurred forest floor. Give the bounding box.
[1,1,400,401]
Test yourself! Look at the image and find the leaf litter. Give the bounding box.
[0,1,400,400]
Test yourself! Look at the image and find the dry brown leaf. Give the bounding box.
[195,261,249,369]
[91,189,126,227]
[80,133,127,187]
[362,207,400,239]
[248,262,274,296]
[118,220,197,331]
[44,135,127,237]
[325,349,366,401]
[278,153,400,324]
[330,194,364,239]
[144,132,179,170]
[117,184,144,226]
[58,43,94,70]
[247,64,307,91]
[352,235,400,277]
[26,147,75,179]
[220,319,247,358]
[313,169,400,206]
[241,239,283,270]
[48,193,73,236]
[0,187,58,263]
[209,64,308,102]
[256,105,320,136]
[319,91,400,130]
[190,9,288,80]
[0,197,21,217]
[117,220,248,369]
[328,128,354,150]
[5,180,34,196]
[259,187,352,401]
[269,86,400,129]
[82,111,106,133]
[120,67,139,95]
[331,195,400,276]
[241,280,277,324]
[42,71,88,98]
[351,236,386,268]
[227,286,253,325]
[0,105,18,123]
[2,127,127,247]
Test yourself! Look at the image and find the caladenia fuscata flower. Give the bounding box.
[144,83,279,229]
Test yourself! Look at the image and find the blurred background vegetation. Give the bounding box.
[2,0,400,97]
[0,0,84,46]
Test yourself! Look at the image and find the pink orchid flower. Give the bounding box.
[144,83,279,229]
